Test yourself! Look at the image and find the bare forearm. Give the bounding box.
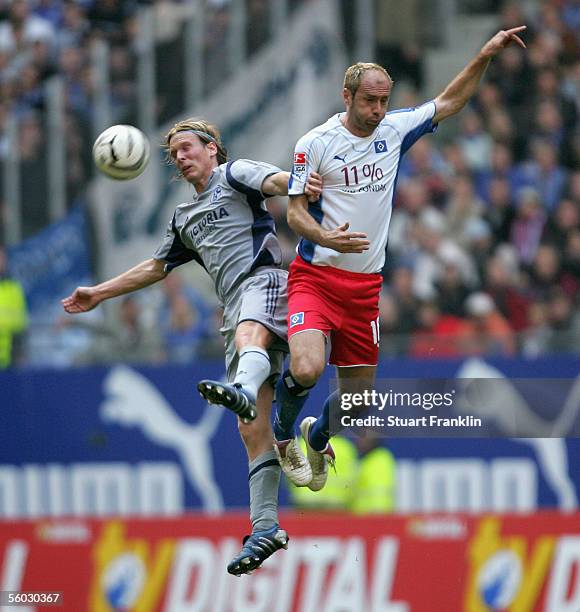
[287,197,326,244]
[262,171,290,196]
[434,53,491,121]
[434,26,527,123]
[95,258,167,301]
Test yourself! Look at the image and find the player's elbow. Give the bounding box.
[146,258,168,282]
[434,95,464,122]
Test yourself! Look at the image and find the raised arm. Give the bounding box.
[433,26,526,124]
[287,195,370,253]
[62,258,167,313]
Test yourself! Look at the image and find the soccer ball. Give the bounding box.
[92,124,150,180]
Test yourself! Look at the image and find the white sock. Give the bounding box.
[233,345,271,400]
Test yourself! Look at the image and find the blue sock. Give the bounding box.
[309,390,340,451]
[273,370,312,441]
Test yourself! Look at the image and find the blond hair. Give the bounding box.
[343,62,393,97]
[164,118,228,165]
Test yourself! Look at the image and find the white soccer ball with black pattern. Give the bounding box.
[92,124,150,180]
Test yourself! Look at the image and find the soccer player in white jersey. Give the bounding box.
[62,118,321,575]
[273,27,527,490]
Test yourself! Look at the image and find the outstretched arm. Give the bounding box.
[62,258,167,313]
[262,171,322,201]
[433,26,526,124]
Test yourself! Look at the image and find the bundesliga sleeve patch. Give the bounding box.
[290,312,304,327]
[293,152,307,180]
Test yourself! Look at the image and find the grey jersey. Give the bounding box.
[153,159,284,304]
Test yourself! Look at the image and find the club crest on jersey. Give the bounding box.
[211,186,222,203]
[294,152,306,165]
[290,312,304,327]
[374,140,387,153]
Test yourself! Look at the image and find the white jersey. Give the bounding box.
[288,101,437,273]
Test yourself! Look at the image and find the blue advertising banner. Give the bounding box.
[7,204,92,321]
[1,356,579,518]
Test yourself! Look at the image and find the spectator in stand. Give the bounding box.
[377,291,401,355]
[28,39,56,81]
[435,259,471,318]
[487,107,516,149]
[521,300,551,357]
[0,0,56,55]
[510,187,546,265]
[569,171,580,206]
[475,142,524,204]
[465,217,494,282]
[561,229,580,297]
[109,295,163,364]
[388,179,433,262]
[536,2,577,65]
[109,44,136,122]
[398,139,448,206]
[462,292,515,356]
[531,99,574,168]
[529,244,563,300]
[18,112,49,238]
[442,142,471,177]
[16,63,44,113]
[383,264,420,354]
[412,209,477,301]
[520,139,567,212]
[561,62,580,120]
[443,174,484,248]
[484,177,516,246]
[33,0,64,28]
[457,110,493,173]
[561,0,580,35]
[474,81,504,123]
[87,0,136,44]
[533,68,577,140]
[56,2,91,50]
[58,45,91,119]
[484,255,529,332]
[546,288,580,353]
[409,300,466,358]
[543,198,579,246]
[157,272,210,364]
[487,43,533,111]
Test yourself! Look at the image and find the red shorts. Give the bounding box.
[287,255,383,366]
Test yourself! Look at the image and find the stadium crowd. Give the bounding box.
[0,0,578,367]
[372,0,580,358]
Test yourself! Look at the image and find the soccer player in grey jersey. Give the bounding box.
[62,118,321,576]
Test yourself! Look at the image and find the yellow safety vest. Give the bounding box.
[350,447,396,514]
[289,436,358,510]
[0,279,28,368]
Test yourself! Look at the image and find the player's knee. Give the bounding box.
[291,357,324,388]
[238,418,269,448]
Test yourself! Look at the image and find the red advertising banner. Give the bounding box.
[1,512,579,611]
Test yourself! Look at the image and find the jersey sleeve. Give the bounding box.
[288,133,324,196]
[153,212,199,272]
[387,100,438,155]
[225,159,283,198]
